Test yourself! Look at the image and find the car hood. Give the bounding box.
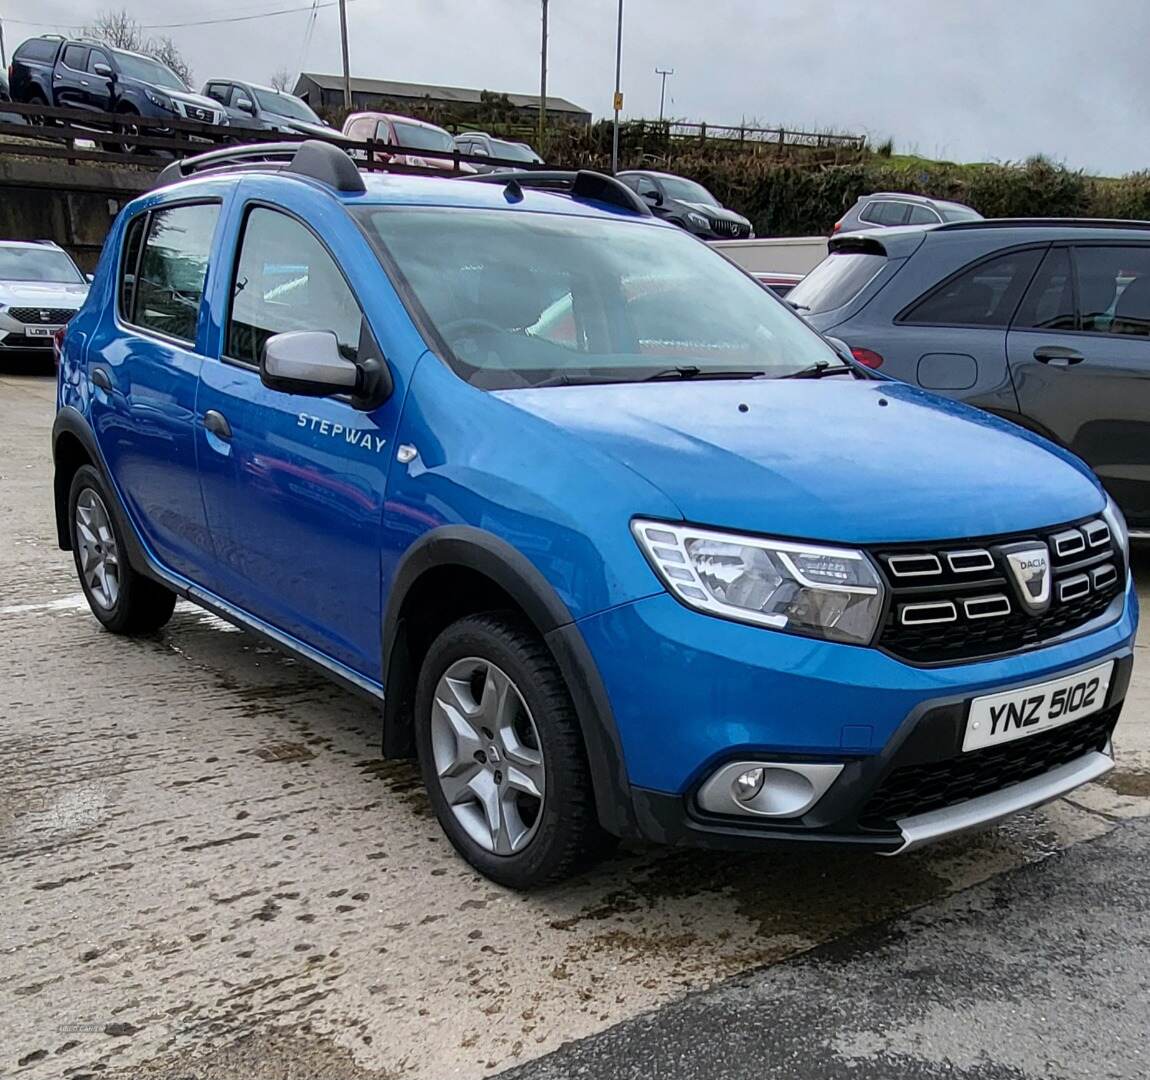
[495,378,1104,544]
[167,89,224,112]
[682,201,751,226]
[0,280,88,305]
[275,116,336,137]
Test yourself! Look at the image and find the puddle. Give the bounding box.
[1103,769,1150,797]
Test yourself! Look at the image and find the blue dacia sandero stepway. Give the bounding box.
[53,142,1138,887]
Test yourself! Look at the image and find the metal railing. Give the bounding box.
[0,101,546,174]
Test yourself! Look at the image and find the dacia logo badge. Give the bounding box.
[1001,543,1052,613]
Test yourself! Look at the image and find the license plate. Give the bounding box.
[963,660,1114,753]
[26,325,63,337]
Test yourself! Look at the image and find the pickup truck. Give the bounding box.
[9,35,226,150]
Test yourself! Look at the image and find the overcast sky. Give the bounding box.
[6,0,1147,175]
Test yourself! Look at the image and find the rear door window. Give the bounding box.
[1074,246,1150,337]
[1013,247,1075,331]
[907,205,941,225]
[132,202,220,344]
[901,248,1043,327]
[860,201,909,226]
[786,252,886,315]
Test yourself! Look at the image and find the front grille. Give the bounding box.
[859,703,1119,830]
[712,219,747,238]
[872,517,1123,664]
[183,105,214,123]
[7,307,77,325]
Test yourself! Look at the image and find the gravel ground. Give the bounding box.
[1,366,1147,1080]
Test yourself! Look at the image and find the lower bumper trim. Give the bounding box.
[885,748,1114,855]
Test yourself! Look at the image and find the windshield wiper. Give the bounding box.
[642,366,767,382]
[786,300,811,312]
[779,360,854,380]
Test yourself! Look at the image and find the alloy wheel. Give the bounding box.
[429,657,546,855]
[75,488,120,610]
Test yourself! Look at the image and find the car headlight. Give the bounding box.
[633,520,885,645]
[145,90,175,112]
[686,212,711,230]
[1102,494,1130,566]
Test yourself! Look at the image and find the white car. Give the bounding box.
[0,241,89,357]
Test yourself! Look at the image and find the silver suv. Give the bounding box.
[835,192,982,234]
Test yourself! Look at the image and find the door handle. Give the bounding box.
[91,367,112,391]
[80,80,89,87]
[203,410,232,440]
[1033,345,1084,367]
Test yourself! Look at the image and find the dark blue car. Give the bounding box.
[53,143,1138,887]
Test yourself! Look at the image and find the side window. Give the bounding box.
[18,39,62,63]
[133,203,220,344]
[634,177,659,199]
[902,248,1043,327]
[907,205,941,225]
[117,213,147,321]
[344,116,373,141]
[86,49,111,74]
[205,83,231,106]
[61,44,89,71]
[1014,247,1075,331]
[376,121,394,144]
[1075,246,1150,337]
[226,208,363,367]
[860,201,907,226]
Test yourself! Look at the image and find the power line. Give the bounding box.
[3,0,357,32]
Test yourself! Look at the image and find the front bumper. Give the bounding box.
[577,581,1137,852]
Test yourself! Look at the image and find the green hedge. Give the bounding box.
[539,121,1149,236]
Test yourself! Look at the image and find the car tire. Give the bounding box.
[68,465,176,634]
[415,611,609,888]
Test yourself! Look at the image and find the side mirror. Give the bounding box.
[92,62,114,79]
[260,331,359,398]
[643,189,663,207]
[85,273,95,283]
[235,96,255,115]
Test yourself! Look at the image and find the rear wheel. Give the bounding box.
[415,612,608,888]
[68,465,176,634]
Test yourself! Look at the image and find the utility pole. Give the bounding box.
[538,0,548,146]
[0,17,7,70]
[337,0,352,110]
[655,67,673,123]
[611,0,623,174]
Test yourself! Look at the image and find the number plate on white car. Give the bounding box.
[963,660,1114,753]
[26,325,62,337]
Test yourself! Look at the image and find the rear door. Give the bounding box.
[87,196,224,581]
[1007,243,1150,527]
[53,44,90,111]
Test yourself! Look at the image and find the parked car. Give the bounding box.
[616,170,753,239]
[790,219,1150,532]
[0,69,10,101]
[342,112,473,172]
[9,35,226,149]
[834,192,982,234]
[0,240,88,356]
[202,79,333,138]
[54,142,1135,890]
[453,131,543,172]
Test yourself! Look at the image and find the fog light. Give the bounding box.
[733,768,765,802]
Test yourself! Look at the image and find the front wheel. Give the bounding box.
[68,465,176,634]
[415,612,609,888]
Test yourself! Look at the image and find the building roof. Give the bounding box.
[294,73,589,116]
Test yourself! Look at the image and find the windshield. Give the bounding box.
[111,50,187,91]
[786,252,886,315]
[490,140,542,163]
[253,87,321,124]
[657,176,720,207]
[355,207,841,389]
[393,121,455,153]
[0,246,84,284]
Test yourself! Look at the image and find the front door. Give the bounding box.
[195,203,401,679]
[1007,243,1150,528]
[83,48,115,112]
[87,199,223,581]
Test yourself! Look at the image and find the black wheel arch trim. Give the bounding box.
[381,525,639,839]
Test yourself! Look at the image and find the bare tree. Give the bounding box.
[81,8,195,87]
[270,68,294,93]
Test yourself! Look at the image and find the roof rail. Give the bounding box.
[466,170,651,216]
[152,140,366,195]
[936,217,1150,233]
